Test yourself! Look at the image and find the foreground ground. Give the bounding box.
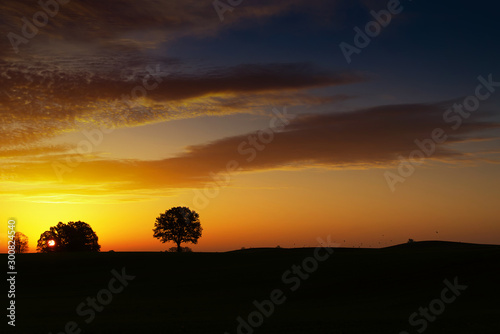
[5,241,500,333]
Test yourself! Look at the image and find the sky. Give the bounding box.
[1,0,499,252]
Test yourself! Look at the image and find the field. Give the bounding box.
[7,241,500,334]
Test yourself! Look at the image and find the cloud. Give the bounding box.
[0,0,360,151]
[0,58,364,147]
[148,102,499,174]
[2,0,498,201]
[0,144,73,158]
[0,0,339,57]
[3,102,499,198]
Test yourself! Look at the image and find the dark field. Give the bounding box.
[6,241,500,334]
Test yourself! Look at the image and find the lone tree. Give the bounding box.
[37,221,101,253]
[14,232,29,253]
[153,207,202,252]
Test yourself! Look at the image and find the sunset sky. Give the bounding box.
[1,0,499,252]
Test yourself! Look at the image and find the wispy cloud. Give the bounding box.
[3,102,499,200]
[0,58,364,147]
[0,0,339,57]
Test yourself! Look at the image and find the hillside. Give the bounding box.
[7,241,500,333]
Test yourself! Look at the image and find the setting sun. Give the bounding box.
[47,240,56,247]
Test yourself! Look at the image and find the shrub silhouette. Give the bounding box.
[167,246,192,253]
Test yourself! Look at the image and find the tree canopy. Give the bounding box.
[153,207,202,252]
[37,221,101,252]
[14,232,29,253]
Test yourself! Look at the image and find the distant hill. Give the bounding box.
[228,240,500,254]
[383,240,500,250]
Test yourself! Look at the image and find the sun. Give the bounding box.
[47,240,56,247]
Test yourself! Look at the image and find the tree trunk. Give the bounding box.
[176,242,182,253]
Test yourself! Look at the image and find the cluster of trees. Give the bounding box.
[28,206,202,253]
[37,221,101,252]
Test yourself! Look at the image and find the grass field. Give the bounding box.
[6,241,500,334]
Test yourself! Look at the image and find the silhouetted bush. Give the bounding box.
[167,246,192,253]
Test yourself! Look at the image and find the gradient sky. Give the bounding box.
[1,0,499,252]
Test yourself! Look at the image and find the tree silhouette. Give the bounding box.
[36,221,101,253]
[153,207,202,252]
[14,232,29,253]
